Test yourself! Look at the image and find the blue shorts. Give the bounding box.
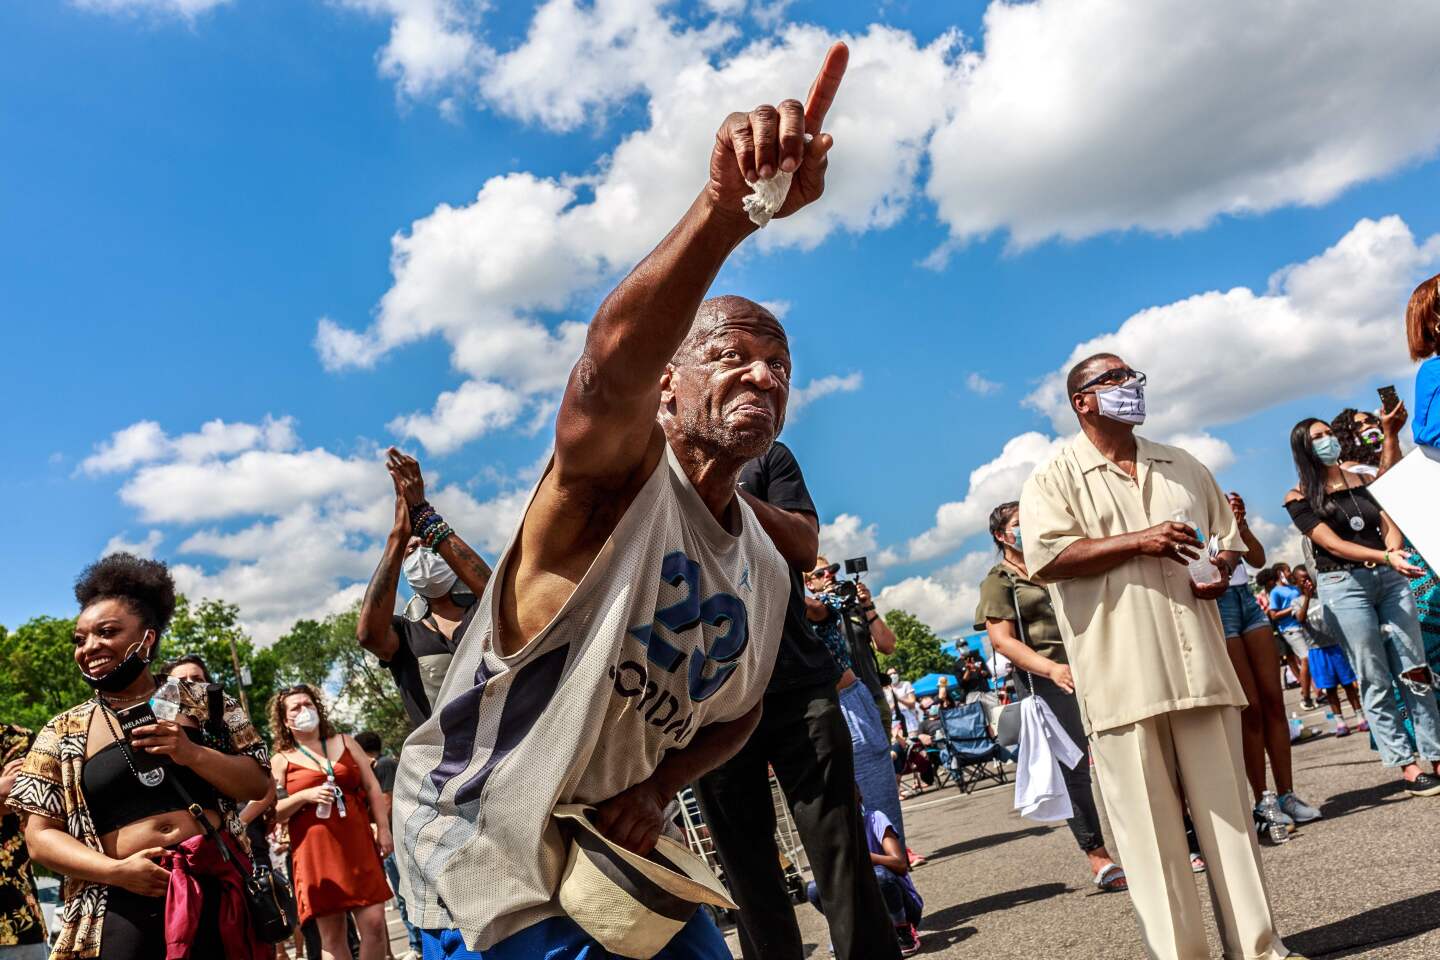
[421,910,731,960]
[1308,644,1357,691]
[1217,584,1268,638]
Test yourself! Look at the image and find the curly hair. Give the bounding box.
[74,553,177,637]
[1330,407,1378,468]
[268,683,338,753]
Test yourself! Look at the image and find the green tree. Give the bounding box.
[270,606,412,752]
[878,609,955,681]
[163,596,281,739]
[0,617,91,730]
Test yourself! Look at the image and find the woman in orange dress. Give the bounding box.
[269,685,393,960]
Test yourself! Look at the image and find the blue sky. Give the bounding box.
[5,0,1440,640]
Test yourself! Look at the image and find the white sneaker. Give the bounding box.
[1278,791,1322,824]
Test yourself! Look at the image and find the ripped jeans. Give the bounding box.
[1319,566,1440,767]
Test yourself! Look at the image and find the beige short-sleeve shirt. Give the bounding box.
[1018,432,1247,734]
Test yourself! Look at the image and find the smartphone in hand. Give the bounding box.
[113,701,165,774]
[1379,384,1400,413]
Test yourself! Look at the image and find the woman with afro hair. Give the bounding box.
[9,553,272,960]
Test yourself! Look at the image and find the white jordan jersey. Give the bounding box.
[392,443,788,951]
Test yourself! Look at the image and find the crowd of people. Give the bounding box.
[4,40,1440,960]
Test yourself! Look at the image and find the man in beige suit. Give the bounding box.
[1020,352,1302,960]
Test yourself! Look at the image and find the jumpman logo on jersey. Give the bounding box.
[738,563,751,590]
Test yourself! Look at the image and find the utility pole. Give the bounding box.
[226,632,250,714]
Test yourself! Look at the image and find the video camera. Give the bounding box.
[828,556,869,607]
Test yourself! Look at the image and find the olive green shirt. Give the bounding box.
[974,563,1068,666]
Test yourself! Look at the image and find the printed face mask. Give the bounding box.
[1359,427,1383,446]
[403,547,459,599]
[1312,435,1342,465]
[290,707,320,733]
[1096,379,1146,425]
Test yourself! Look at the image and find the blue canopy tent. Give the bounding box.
[910,672,955,698]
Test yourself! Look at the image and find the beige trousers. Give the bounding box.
[1090,706,1290,960]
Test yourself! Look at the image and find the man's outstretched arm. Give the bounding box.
[553,43,849,486]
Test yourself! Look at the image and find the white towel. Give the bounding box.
[742,171,793,227]
[1014,695,1084,822]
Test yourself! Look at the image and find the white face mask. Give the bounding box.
[403,547,459,599]
[1096,379,1147,425]
[290,707,320,733]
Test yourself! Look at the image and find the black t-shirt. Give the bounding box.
[372,754,399,794]
[740,442,842,693]
[1285,485,1386,570]
[955,658,991,696]
[383,602,480,728]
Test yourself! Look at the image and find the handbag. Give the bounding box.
[989,581,1035,750]
[170,774,298,944]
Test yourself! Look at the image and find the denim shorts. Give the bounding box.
[1217,584,1268,638]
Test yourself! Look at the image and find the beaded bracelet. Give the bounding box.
[410,500,437,526]
[423,520,453,549]
[415,513,444,539]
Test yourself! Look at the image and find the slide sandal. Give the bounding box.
[1093,863,1127,892]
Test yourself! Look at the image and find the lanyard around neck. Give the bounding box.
[296,739,335,779]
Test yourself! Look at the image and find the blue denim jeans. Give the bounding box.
[385,851,423,953]
[1319,566,1440,766]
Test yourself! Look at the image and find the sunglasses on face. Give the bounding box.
[1076,368,1146,392]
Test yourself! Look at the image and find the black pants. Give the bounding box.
[101,881,223,960]
[695,683,900,960]
[1021,675,1106,853]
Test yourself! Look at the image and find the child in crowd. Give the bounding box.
[1292,566,1369,736]
[807,790,925,956]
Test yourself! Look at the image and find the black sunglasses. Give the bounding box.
[1076,368,1145,393]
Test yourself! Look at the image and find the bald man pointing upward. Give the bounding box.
[392,44,850,960]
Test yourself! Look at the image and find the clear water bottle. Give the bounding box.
[1258,790,1289,844]
[1173,513,1222,588]
[1288,712,1305,741]
[150,677,183,723]
[315,775,334,820]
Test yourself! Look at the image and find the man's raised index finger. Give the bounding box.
[804,41,848,133]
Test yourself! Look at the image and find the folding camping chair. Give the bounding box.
[939,702,1009,794]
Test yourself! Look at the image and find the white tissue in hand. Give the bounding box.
[742,170,793,227]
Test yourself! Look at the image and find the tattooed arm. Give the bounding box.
[357,483,409,661]
[435,531,492,598]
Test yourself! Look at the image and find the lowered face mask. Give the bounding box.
[403,547,459,599]
[1097,379,1146,425]
[1359,427,1383,447]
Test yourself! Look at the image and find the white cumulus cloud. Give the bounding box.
[927,0,1440,248]
[875,551,994,635]
[789,372,863,414]
[818,513,878,563]
[1025,216,1440,436]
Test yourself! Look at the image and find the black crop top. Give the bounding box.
[82,727,222,834]
[1285,485,1386,571]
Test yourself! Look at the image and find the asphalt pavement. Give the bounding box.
[717,687,1440,959]
[379,686,1439,959]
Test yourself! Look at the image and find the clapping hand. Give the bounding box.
[707,42,848,223]
[387,447,427,507]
